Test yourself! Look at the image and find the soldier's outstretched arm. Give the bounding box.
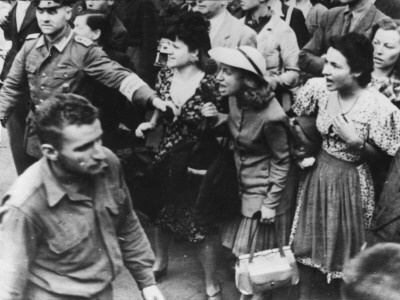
[82,44,177,115]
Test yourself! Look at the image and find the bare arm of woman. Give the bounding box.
[135,109,161,139]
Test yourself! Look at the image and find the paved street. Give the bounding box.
[0,129,240,300]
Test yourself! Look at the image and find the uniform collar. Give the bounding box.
[36,26,74,52]
[41,158,92,208]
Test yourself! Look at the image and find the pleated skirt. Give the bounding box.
[220,210,292,257]
[290,150,374,281]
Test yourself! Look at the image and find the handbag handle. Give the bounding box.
[248,213,285,263]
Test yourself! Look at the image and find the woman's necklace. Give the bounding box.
[337,92,362,116]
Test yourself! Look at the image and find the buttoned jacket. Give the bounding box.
[220,97,291,217]
[0,28,155,157]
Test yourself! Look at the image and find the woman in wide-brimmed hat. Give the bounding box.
[202,46,294,300]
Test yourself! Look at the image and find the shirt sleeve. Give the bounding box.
[0,43,30,124]
[263,119,291,209]
[116,167,156,290]
[268,27,301,89]
[292,78,327,116]
[0,206,41,300]
[83,46,157,108]
[298,9,329,76]
[369,98,400,156]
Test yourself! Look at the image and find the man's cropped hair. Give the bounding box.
[32,94,98,149]
[342,243,400,300]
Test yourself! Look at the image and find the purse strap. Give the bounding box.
[248,215,285,263]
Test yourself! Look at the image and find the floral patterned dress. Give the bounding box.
[289,78,400,281]
[153,67,220,242]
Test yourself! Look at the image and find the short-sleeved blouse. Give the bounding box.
[155,67,220,161]
[292,78,400,162]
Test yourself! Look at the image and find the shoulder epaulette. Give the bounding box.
[74,36,93,47]
[26,33,40,40]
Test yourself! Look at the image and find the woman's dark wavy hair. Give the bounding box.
[232,67,274,110]
[76,10,112,48]
[329,32,374,87]
[163,11,211,71]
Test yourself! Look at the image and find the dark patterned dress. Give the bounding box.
[153,67,220,242]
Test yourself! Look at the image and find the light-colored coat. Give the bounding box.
[241,14,300,89]
[211,12,257,49]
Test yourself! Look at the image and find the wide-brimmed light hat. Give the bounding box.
[208,46,267,79]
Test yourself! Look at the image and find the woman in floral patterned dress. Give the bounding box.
[290,32,400,299]
[135,12,222,300]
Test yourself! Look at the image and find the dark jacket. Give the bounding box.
[0,1,40,80]
[281,4,310,49]
[368,148,400,245]
[299,5,387,76]
[374,0,400,19]
[112,0,158,86]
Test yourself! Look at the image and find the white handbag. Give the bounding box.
[235,222,299,295]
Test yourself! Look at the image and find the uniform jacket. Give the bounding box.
[0,148,155,299]
[241,14,300,90]
[0,1,40,81]
[211,12,257,49]
[299,4,387,76]
[0,28,156,157]
[219,97,291,217]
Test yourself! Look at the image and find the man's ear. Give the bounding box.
[92,29,101,42]
[107,0,115,6]
[41,144,60,161]
[64,6,73,21]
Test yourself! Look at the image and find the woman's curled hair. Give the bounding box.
[329,32,374,87]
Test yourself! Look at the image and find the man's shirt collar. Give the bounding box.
[41,159,92,207]
[36,27,74,52]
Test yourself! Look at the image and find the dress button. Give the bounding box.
[40,99,44,103]
[42,73,46,77]
[64,73,68,78]
[40,86,45,90]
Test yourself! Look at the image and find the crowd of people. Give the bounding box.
[1,0,400,299]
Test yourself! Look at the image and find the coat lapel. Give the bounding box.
[19,2,36,33]
[353,4,378,34]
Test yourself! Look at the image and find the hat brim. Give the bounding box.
[208,47,267,81]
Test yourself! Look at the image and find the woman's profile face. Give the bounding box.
[240,0,261,11]
[73,15,98,41]
[322,47,357,92]
[216,64,244,96]
[166,37,196,69]
[373,28,400,72]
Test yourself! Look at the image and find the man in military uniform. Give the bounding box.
[0,0,172,167]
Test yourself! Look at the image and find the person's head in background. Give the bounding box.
[163,11,211,71]
[372,18,400,78]
[85,0,114,12]
[342,243,400,300]
[193,0,228,19]
[73,10,111,47]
